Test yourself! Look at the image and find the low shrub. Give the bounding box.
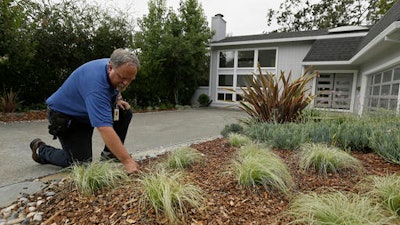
[302,120,339,144]
[270,123,305,150]
[370,126,400,164]
[197,93,211,106]
[221,123,244,138]
[334,119,373,152]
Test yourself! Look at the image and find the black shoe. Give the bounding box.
[30,138,45,164]
[100,151,118,162]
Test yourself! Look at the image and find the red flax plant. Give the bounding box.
[233,65,317,123]
[1,88,20,113]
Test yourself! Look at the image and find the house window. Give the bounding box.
[216,48,277,103]
[217,93,233,101]
[218,74,233,86]
[366,67,400,112]
[219,51,234,68]
[258,49,276,67]
[315,73,353,110]
[237,74,252,87]
[238,50,254,67]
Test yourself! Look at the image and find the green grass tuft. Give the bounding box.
[289,191,395,225]
[228,133,251,147]
[70,161,129,196]
[138,169,204,223]
[231,144,294,195]
[164,147,203,169]
[298,143,363,175]
[364,174,400,216]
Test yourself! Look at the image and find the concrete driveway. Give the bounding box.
[0,107,246,187]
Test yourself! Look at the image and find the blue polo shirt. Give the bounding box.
[46,58,118,127]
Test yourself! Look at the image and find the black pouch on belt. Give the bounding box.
[47,109,72,139]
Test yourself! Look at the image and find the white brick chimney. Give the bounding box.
[211,14,226,42]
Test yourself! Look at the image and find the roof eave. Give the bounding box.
[301,61,352,66]
[350,21,400,63]
[209,31,367,47]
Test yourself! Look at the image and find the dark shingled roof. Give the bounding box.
[355,1,400,54]
[211,29,330,44]
[303,37,364,62]
[211,2,400,63]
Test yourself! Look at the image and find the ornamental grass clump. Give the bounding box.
[70,161,129,196]
[231,144,294,195]
[138,169,204,223]
[289,191,394,225]
[363,174,400,216]
[164,147,203,169]
[228,133,252,147]
[298,143,363,176]
[1,88,20,113]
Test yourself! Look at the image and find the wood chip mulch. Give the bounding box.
[27,138,400,225]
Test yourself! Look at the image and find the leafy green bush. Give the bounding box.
[164,147,203,169]
[228,65,316,123]
[289,191,394,225]
[298,143,363,176]
[221,123,244,138]
[244,122,277,143]
[231,144,294,195]
[334,119,373,152]
[302,120,339,144]
[270,122,305,150]
[370,126,400,164]
[138,169,204,223]
[197,93,210,106]
[228,133,251,147]
[70,161,129,196]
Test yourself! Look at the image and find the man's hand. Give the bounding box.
[117,99,131,110]
[123,158,140,174]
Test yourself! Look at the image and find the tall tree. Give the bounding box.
[133,0,211,106]
[266,0,398,32]
[27,0,134,104]
[133,0,170,106]
[174,0,211,105]
[0,0,37,93]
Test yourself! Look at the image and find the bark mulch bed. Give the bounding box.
[27,138,400,225]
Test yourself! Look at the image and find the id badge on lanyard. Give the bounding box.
[113,105,119,121]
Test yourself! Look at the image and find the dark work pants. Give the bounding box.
[38,108,133,167]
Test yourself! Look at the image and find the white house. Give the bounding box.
[206,1,400,115]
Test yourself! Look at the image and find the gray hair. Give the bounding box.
[109,48,140,70]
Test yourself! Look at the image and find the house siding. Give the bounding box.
[209,41,314,106]
[276,42,313,78]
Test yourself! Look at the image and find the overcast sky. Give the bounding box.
[96,0,302,36]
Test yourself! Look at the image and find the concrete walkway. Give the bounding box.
[0,107,246,207]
